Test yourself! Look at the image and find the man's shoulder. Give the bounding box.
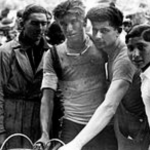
[0,39,19,54]
[115,50,135,70]
[113,41,136,73]
[55,41,66,48]
[54,41,67,54]
[115,39,129,61]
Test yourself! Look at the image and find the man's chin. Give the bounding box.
[32,36,42,42]
[134,63,143,69]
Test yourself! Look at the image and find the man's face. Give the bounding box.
[127,37,150,69]
[91,21,119,51]
[23,13,47,42]
[58,13,85,42]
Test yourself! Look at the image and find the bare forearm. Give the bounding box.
[73,101,116,148]
[40,89,55,138]
[72,80,129,148]
[40,99,53,138]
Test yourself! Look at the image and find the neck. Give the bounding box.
[67,33,86,53]
[105,38,119,56]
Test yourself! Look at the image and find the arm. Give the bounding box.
[34,50,58,147]
[40,88,55,141]
[59,79,130,150]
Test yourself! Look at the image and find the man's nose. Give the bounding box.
[66,23,73,32]
[36,23,45,30]
[133,48,140,57]
[96,31,102,38]
[39,23,44,30]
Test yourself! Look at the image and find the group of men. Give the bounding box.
[0,0,150,150]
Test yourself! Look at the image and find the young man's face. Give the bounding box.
[127,36,150,69]
[23,13,47,42]
[58,13,85,42]
[91,21,119,51]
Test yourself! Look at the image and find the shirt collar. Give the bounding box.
[65,34,91,56]
[140,66,150,80]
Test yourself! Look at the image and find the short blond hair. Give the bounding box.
[53,0,85,21]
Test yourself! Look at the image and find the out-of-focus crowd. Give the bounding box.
[0,2,150,46]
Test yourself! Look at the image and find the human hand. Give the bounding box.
[33,134,50,150]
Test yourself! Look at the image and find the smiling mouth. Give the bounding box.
[95,40,104,44]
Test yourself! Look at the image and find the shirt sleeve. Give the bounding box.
[41,49,58,91]
[112,57,136,83]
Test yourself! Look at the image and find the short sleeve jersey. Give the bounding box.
[41,36,107,124]
[107,39,136,83]
[108,39,145,116]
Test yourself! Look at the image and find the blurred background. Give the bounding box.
[0,0,150,45]
[0,0,150,16]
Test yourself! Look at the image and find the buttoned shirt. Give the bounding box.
[140,66,150,125]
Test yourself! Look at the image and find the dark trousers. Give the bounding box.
[60,119,118,150]
[114,104,150,150]
[4,98,41,148]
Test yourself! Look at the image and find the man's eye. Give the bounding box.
[47,21,51,25]
[41,22,47,26]
[93,28,97,33]
[31,21,38,26]
[101,29,109,34]
[31,21,47,26]
[138,45,144,51]
[60,22,66,28]
[128,45,134,51]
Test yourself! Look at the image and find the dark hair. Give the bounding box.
[126,24,150,43]
[17,9,24,18]
[53,0,85,21]
[22,4,48,22]
[86,5,123,33]
[47,21,65,45]
[47,10,52,20]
